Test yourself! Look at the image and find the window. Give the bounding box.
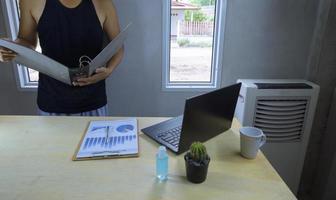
[2,0,39,89]
[163,0,227,90]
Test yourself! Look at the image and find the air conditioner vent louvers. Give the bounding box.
[236,79,319,193]
[255,118,304,125]
[253,99,308,143]
[256,109,305,116]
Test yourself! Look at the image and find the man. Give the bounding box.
[0,0,124,116]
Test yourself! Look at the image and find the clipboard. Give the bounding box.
[72,118,139,161]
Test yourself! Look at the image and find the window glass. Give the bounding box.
[169,0,216,83]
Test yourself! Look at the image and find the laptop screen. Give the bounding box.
[178,83,241,153]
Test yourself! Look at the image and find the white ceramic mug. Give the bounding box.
[240,127,266,159]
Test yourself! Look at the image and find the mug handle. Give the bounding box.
[259,134,267,148]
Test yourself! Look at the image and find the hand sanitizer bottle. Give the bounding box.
[156,146,168,181]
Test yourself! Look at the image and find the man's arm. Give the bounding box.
[102,0,124,75]
[16,0,38,49]
[75,0,124,86]
[0,0,38,62]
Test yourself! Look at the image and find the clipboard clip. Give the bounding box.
[92,150,122,155]
[91,150,125,158]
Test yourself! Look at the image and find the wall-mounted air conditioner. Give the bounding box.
[235,79,319,195]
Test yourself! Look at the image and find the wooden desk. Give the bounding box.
[0,116,296,200]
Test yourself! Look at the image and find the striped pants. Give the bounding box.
[37,105,108,116]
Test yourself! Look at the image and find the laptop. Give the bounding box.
[141,83,241,154]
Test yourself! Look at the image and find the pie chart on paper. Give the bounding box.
[116,124,134,133]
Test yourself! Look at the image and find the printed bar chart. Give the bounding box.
[75,118,138,159]
[83,135,137,150]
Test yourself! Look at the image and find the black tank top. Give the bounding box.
[37,0,106,113]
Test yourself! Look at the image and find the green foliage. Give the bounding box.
[184,10,208,22]
[190,0,215,6]
[208,16,215,22]
[177,38,190,47]
[190,142,208,162]
[177,38,212,48]
[188,41,212,48]
[184,0,215,22]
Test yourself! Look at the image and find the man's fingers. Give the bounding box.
[76,78,90,83]
[77,76,96,83]
[2,55,16,60]
[78,83,88,87]
[0,48,15,54]
[74,78,93,86]
[2,53,16,57]
[2,52,17,57]
[0,48,17,61]
[75,81,90,87]
[95,68,106,73]
[74,73,106,86]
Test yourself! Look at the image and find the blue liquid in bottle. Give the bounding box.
[156,146,168,181]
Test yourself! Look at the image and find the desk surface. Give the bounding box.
[0,116,296,200]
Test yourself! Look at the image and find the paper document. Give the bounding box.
[74,118,139,160]
[0,23,131,85]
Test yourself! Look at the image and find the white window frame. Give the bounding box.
[1,0,38,90]
[162,0,227,91]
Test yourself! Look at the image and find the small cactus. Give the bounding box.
[190,142,208,162]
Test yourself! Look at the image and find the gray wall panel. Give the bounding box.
[221,0,313,85]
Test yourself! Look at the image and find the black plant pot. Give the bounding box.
[184,153,210,183]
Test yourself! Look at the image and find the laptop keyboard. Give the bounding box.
[157,126,182,148]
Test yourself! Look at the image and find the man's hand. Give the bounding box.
[0,46,17,62]
[74,0,124,87]
[73,67,112,87]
